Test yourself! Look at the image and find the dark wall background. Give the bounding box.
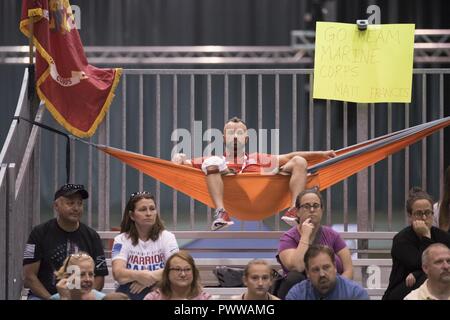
[2,0,449,46]
[1,0,449,227]
[2,0,450,145]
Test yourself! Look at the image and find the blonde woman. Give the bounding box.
[232,259,280,300]
[51,252,105,300]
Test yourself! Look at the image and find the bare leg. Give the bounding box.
[205,165,225,209]
[205,165,234,230]
[280,156,308,207]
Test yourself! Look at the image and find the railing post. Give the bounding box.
[0,165,7,299]
[98,122,107,231]
[6,163,16,299]
[31,131,40,227]
[357,103,369,287]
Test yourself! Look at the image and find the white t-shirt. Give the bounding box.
[111,231,179,271]
[404,280,450,300]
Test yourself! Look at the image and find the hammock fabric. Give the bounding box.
[95,116,450,221]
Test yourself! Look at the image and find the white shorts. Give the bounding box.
[201,156,228,175]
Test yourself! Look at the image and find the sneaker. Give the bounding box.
[211,208,234,231]
[281,207,299,227]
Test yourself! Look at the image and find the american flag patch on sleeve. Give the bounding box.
[23,244,35,259]
[112,243,122,258]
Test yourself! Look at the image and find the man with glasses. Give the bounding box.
[383,187,450,300]
[23,184,108,300]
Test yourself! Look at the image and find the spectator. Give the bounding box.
[112,191,179,300]
[144,251,211,300]
[172,116,335,230]
[404,243,450,300]
[51,252,105,300]
[285,245,368,300]
[22,184,108,300]
[383,187,450,300]
[276,187,353,299]
[232,259,280,300]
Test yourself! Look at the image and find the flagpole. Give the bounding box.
[27,16,35,101]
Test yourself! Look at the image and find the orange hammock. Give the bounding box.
[92,117,450,221]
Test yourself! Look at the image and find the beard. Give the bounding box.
[225,139,246,158]
[316,277,332,294]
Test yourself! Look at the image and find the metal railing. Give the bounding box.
[1,67,449,298]
[38,68,449,233]
[290,29,450,64]
[3,30,450,65]
[0,69,42,299]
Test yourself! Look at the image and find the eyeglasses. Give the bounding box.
[412,210,433,218]
[299,203,321,211]
[129,191,152,199]
[169,267,193,275]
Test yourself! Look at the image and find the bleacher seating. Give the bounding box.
[101,257,391,299]
[21,231,394,299]
[98,231,395,300]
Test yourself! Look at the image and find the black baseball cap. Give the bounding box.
[54,184,89,201]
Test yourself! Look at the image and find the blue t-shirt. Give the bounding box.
[285,274,369,300]
[50,289,106,300]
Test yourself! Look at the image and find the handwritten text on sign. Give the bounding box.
[313,22,415,103]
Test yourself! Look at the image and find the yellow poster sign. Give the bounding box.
[313,22,415,103]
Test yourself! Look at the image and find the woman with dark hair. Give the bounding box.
[433,165,450,232]
[112,192,179,300]
[275,187,353,299]
[383,187,450,300]
[144,250,211,300]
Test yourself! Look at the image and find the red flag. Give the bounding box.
[20,0,122,137]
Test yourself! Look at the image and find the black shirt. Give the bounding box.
[23,218,108,295]
[383,225,450,300]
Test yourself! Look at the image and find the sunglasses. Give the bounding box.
[61,184,85,191]
[63,253,91,272]
[129,191,152,200]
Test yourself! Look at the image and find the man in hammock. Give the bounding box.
[172,117,336,231]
